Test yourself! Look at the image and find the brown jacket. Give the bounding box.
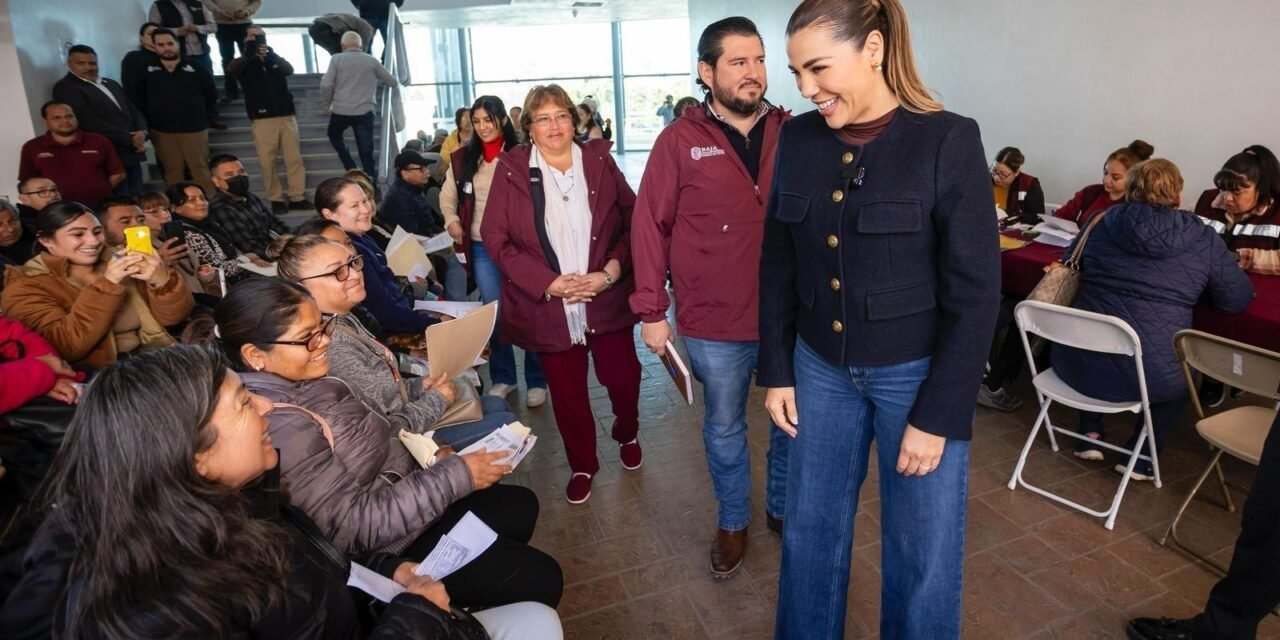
[1,253,194,368]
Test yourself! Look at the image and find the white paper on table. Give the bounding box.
[419,231,455,254]
[1031,232,1074,248]
[414,300,483,318]
[414,512,498,580]
[996,206,1008,221]
[1040,217,1079,235]
[236,256,278,276]
[348,562,405,603]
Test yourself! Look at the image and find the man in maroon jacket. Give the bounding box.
[18,102,125,208]
[629,16,790,579]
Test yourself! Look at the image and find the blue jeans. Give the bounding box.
[471,241,546,389]
[430,395,518,450]
[444,252,468,301]
[327,112,377,181]
[777,339,968,640]
[684,337,789,530]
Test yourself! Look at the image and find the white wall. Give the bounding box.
[687,0,1280,205]
[5,0,150,197]
[0,0,35,201]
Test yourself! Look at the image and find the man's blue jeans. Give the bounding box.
[777,339,968,640]
[327,112,377,181]
[471,241,546,390]
[684,337,788,530]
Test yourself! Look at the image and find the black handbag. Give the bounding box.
[0,397,77,500]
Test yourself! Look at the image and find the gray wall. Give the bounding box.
[686,0,1280,204]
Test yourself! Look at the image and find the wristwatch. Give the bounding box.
[602,271,616,290]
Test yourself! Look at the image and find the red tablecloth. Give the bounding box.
[1000,232,1280,352]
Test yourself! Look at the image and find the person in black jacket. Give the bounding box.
[351,0,403,54]
[52,45,148,196]
[227,26,312,213]
[138,28,217,193]
[759,1,1000,637]
[121,22,161,111]
[0,345,563,639]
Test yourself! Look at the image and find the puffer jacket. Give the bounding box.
[242,372,473,553]
[326,313,450,433]
[0,468,455,639]
[1053,202,1254,403]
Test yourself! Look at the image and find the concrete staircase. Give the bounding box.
[142,73,383,209]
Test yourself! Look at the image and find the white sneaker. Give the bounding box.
[526,387,548,408]
[487,383,515,398]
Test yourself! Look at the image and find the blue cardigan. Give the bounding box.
[1052,202,1253,403]
[349,232,433,335]
[758,109,1001,440]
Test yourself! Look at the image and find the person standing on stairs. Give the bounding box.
[350,0,403,56]
[137,28,218,194]
[148,0,227,130]
[226,26,311,215]
[205,0,260,103]
[321,31,396,183]
[52,45,148,196]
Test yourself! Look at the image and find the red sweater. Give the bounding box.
[1054,184,1120,226]
[18,131,124,208]
[628,105,789,341]
[0,316,61,414]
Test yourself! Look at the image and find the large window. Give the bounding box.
[620,18,692,150]
[402,26,467,136]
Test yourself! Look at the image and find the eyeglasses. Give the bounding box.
[21,187,60,198]
[401,165,427,173]
[531,112,573,129]
[297,255,365,283]
[261,314,337,352]
[990,165,1013,182]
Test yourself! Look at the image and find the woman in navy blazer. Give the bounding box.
[759,1,1000,638]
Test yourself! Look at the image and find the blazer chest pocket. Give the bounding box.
[856,200,922,234]
[773,192,810,223]
[866,281,936,321]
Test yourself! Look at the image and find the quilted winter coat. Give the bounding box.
[1052,202,1254,403]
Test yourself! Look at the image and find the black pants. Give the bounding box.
[327,112,377,180]
[1190,411,1280,639]
[215,23,250,97]
[404,484,563,610]
[1077,395,1189,463]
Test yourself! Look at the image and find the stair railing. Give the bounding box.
[377,5,410,186]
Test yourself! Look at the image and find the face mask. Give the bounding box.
[226,175,251,197]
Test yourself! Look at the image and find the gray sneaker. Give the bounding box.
[977,385,1024,412]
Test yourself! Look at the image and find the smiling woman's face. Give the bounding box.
[321,185,374,235]
[787,25,883,129]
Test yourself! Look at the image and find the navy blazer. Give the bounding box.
[758,109,1001,440]
[51,72,146,168]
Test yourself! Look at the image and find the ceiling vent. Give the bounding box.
[571,2,604,7]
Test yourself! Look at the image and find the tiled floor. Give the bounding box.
[494,329,1280,639]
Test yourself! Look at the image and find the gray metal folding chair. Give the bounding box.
[1158,330,1280,572]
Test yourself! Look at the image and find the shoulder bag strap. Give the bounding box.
[273,402,336,451]
[529,167,563,274]
[1064,209,1110,269]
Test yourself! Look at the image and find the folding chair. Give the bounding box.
[1006,300,1160,530]
[1158,330,1280,572]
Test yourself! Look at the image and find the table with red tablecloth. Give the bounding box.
[1000,232,1280,352]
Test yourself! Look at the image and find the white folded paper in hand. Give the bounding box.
[414,512,497,580]
[348,562,405,603]
[399,429,442,467]
[414,300,483,318]
[235,256,278,276]
[386,226,434,277]
[457,421,537,470]
[419,231,455,254]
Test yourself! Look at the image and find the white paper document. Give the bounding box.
[458,421,537,469]
[408,263,432,281]
[414,512,498,580]
[419,231,456,254]
[414,300,483,318]
[348,562,405,603]
[386,226,434,277]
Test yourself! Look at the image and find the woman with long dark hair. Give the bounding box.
[165,181,252,281]
[1,201,193,368]
[206,277,564,610]
[0,345,563,638]
[758,1,1001,637]
[442,95,549,408]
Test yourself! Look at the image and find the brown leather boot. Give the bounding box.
[710,527,747,578]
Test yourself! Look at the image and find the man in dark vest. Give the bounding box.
[149,0,225,129]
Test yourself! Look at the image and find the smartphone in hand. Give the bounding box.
[161,221,186,245]
[124,226,154,255]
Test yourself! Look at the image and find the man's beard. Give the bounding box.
[160,52,180,61]
[712,81,765,117]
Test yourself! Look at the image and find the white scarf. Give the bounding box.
[532,144,592,345]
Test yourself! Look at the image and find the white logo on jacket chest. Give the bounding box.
[690,145,726,160]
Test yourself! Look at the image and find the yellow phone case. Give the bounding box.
[124,226,154,255]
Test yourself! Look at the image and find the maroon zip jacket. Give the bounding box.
[480,139,639,353]
[628,105,788,341]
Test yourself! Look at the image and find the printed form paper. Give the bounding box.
[414,511,498,580]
